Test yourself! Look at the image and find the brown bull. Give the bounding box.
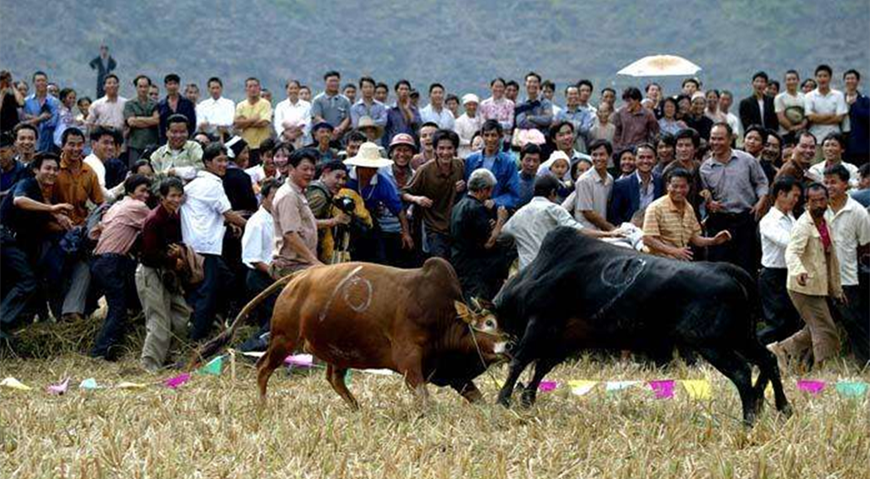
[193,258,509,409]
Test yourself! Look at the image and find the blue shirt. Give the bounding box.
[1,161,29,195]
[346,171,404,233]
[518,172,536,207]
[384,105,421,145]
[23,94,60,153]
[850,189,870,208]
[464,151,521,209]
[515,96,553,131]
[350,100,388,128]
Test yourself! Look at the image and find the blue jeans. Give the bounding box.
[90,254,138,358]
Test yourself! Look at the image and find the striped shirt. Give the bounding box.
[642,195,701,251]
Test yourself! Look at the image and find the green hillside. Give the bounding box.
[1,0,867,102]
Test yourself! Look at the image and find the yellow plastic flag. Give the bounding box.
[116,382,147,389]
[681,379,712,400]
[0,377,32,391]
[568,380,598,397]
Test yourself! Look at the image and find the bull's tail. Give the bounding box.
[188,271,303,369]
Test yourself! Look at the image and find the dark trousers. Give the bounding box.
[246,268,277,329]
[757,267,802,344]
[0,232,38,330]
[426,228,451,260]
[90,254,138,357]
[383,231,421,268]
[706,211,758,277]
[832,284,869,366]
[189,254,232,341]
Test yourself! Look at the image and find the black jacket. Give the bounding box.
[739,95,779,131]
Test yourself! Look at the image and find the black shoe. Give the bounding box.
[239,332,270,352]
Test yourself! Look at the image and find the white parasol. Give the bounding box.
[617,55,702,77]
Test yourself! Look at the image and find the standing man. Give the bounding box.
[124,75,159,165]
[374,83,390,104]
[273,79,311,148]
[739,71,779,132]
[311,71,351,141]
[150,114,203,180]
[700,123,769,275]
[87,74,127,132]
[566,139,615,231]
[463,120,520,209]
[805,64,848,157]
[350,76,387,131]
[612,87,659,152]
[768,183,845,370]
[420,83,455,130]
[234,77,273,166]
[450,169,513,301]
[608,142,664,226]
[53,128,105,321]
[89,174,152,360]
[239,179,279,352]
[558,83,596,154]
[88,45,116,98]
[823,164,870,365]
[0,133,28,199]
[138,177,190,372]
[403,129,465,259]
[181,143,247,341]
[642,168,731,260]
[774,70,808,143]
[0,153,73,333]
[757,177,804,344]
[843,69,869,165]
[196,77,235,142]
[454,94,483,158]
[21,71,60,153]
[11,124,37,167]
[157,74,196,145]
[516,143,542,207]
[719,91,743,143]
[384,80,421,143]
[515,72,553,133]
[270,148,322,278]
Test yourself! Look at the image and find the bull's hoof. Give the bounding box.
[779,403,793,418]
[520,390,536,408]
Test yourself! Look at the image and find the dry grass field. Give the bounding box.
[2,352,868,479]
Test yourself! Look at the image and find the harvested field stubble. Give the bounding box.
[1,355,868,479]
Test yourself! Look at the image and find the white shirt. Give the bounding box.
[181,171,232,255]
[420,104,455,130]
[245,164,266,185]
[274,98,312,139]
[453,113,483,159]
[759,206,796,269]
[83,153,106,188]
[502,196,584,270]
[774,91,806,135]
[807,160,860,189]
[725,111,743,142]
[196,97,236,134]
[825,197,870,286]
[241,206,275,269]
[805,88,848,140]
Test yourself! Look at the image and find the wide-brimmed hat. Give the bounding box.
[344,142,393,169]
[356,116,384,140]
[388,133,418,153]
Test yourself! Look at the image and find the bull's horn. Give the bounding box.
[470,297,482,312]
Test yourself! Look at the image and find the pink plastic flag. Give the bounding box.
[164,373,191,389]
[538,380,558,392]
[797,379,826,395]
[284,354,314,367]
[648,380,675,399]
[47,378,70,395]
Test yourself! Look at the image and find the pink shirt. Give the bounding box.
[94,197,151,255]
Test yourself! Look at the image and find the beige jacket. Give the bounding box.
[785,212,842,297]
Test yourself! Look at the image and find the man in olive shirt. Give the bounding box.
[124,75,159,165]
[403,129,465,259]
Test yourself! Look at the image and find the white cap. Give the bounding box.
[461,93,480,105]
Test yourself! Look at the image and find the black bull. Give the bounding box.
[492,227,792,425]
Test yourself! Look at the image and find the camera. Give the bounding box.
[334,196,356,215]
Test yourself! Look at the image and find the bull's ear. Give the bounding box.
[454,301,474,324]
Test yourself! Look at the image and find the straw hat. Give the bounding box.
[344,142,394,168]
[356,116,384,140]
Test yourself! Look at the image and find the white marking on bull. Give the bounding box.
[343,276,373,313]
[494,341,508,354]
[319,266,365,322]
